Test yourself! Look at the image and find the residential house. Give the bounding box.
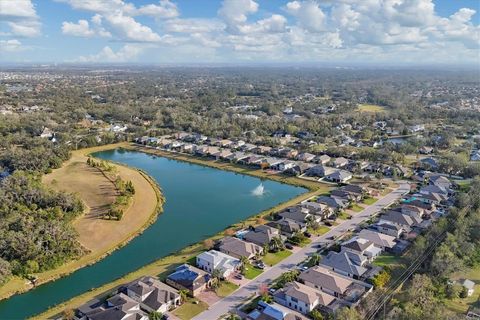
[196,250,241,279]
[214,149,233,160]
[284,162,312,176]
[320,251,368,280]
[80,293,148,320]
[341,237,382,262]
[273,282,336,315]
[420,157,439,170]
[278,209,316,226]
[217,236,263,260]
[429,175,452,190]
[166,264,212,296]
[254,146,272,155]
[269,220,306,238]
[315,154,331,165]
[299,266,370,304]
[316,196,349,212]
[125,276,181,314]
[374,222,405,238]
[305,165,332,177]
[330,189,359,202]
[400,205,425,220]
[301,202,334,220]
[357,229,397,251]
[325,170,353,183]
[331,157,349,168]
[244,225,282,247]
[246,300,308,320]
[378,210,421,231]
[297,153,316,162]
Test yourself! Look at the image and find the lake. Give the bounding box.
[0,148,306,319]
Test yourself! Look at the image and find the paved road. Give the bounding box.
[192,182,410,320]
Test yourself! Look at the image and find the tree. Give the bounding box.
[62,308,75,320]
[179,289,189,303]
[269,236,285,252]
[372,269,391,288]
[309,309,324,320]
[309,253,321,266]
[335,307,362,320]
[148,311,163,320]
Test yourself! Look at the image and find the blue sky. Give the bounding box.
[0,0,479,64]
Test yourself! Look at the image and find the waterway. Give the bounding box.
[0,148,306,319]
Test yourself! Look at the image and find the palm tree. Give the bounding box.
[310,253,321,266]
[269,236,284,252]
[240,256,249,274]
[149,311,163,320]
[179,289,189,303]
[211,268,222,290]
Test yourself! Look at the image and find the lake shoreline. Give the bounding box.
[27,145,331,320]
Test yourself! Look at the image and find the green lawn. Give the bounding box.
[172,299,208,320]
[216,281,239,298]
[363,197,378,205]
[308,225,330,236]
[337,211,352,220]
[349,204,364,212]
[263,250,292,266]
[243,263,263,279]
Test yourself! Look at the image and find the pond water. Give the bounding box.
[0,148,306,319]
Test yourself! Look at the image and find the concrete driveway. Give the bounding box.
[192,181,410,320]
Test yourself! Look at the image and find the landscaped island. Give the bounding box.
[0,146,310,319]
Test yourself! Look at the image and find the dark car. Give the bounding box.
[304,231,312,238]
[285,243,294,250]
[325,221,333,226]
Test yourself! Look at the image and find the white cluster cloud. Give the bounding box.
[76,44,148,62]
[62,15,111,38]
[0,0,41,38]
[0,39,23,52]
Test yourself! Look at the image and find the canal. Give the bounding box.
[0,148,306,318]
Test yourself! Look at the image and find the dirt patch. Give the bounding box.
[43,147,159,254]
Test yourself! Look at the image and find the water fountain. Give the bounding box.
[252,183,265,196]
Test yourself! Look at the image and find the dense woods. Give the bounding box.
[0,172,84,283]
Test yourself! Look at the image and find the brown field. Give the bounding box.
[0,143,161,300]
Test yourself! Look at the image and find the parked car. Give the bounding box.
[304,231,312,238]
[325,221,333,226]
[234,274,243,280]
[256,261,266,269]
[285,243,294,250]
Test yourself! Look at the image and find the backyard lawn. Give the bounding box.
[263,250,292,266]
[243,263,263,279]
[372,253,405,268]
[172,299,208,320]
[216,281,239,298]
